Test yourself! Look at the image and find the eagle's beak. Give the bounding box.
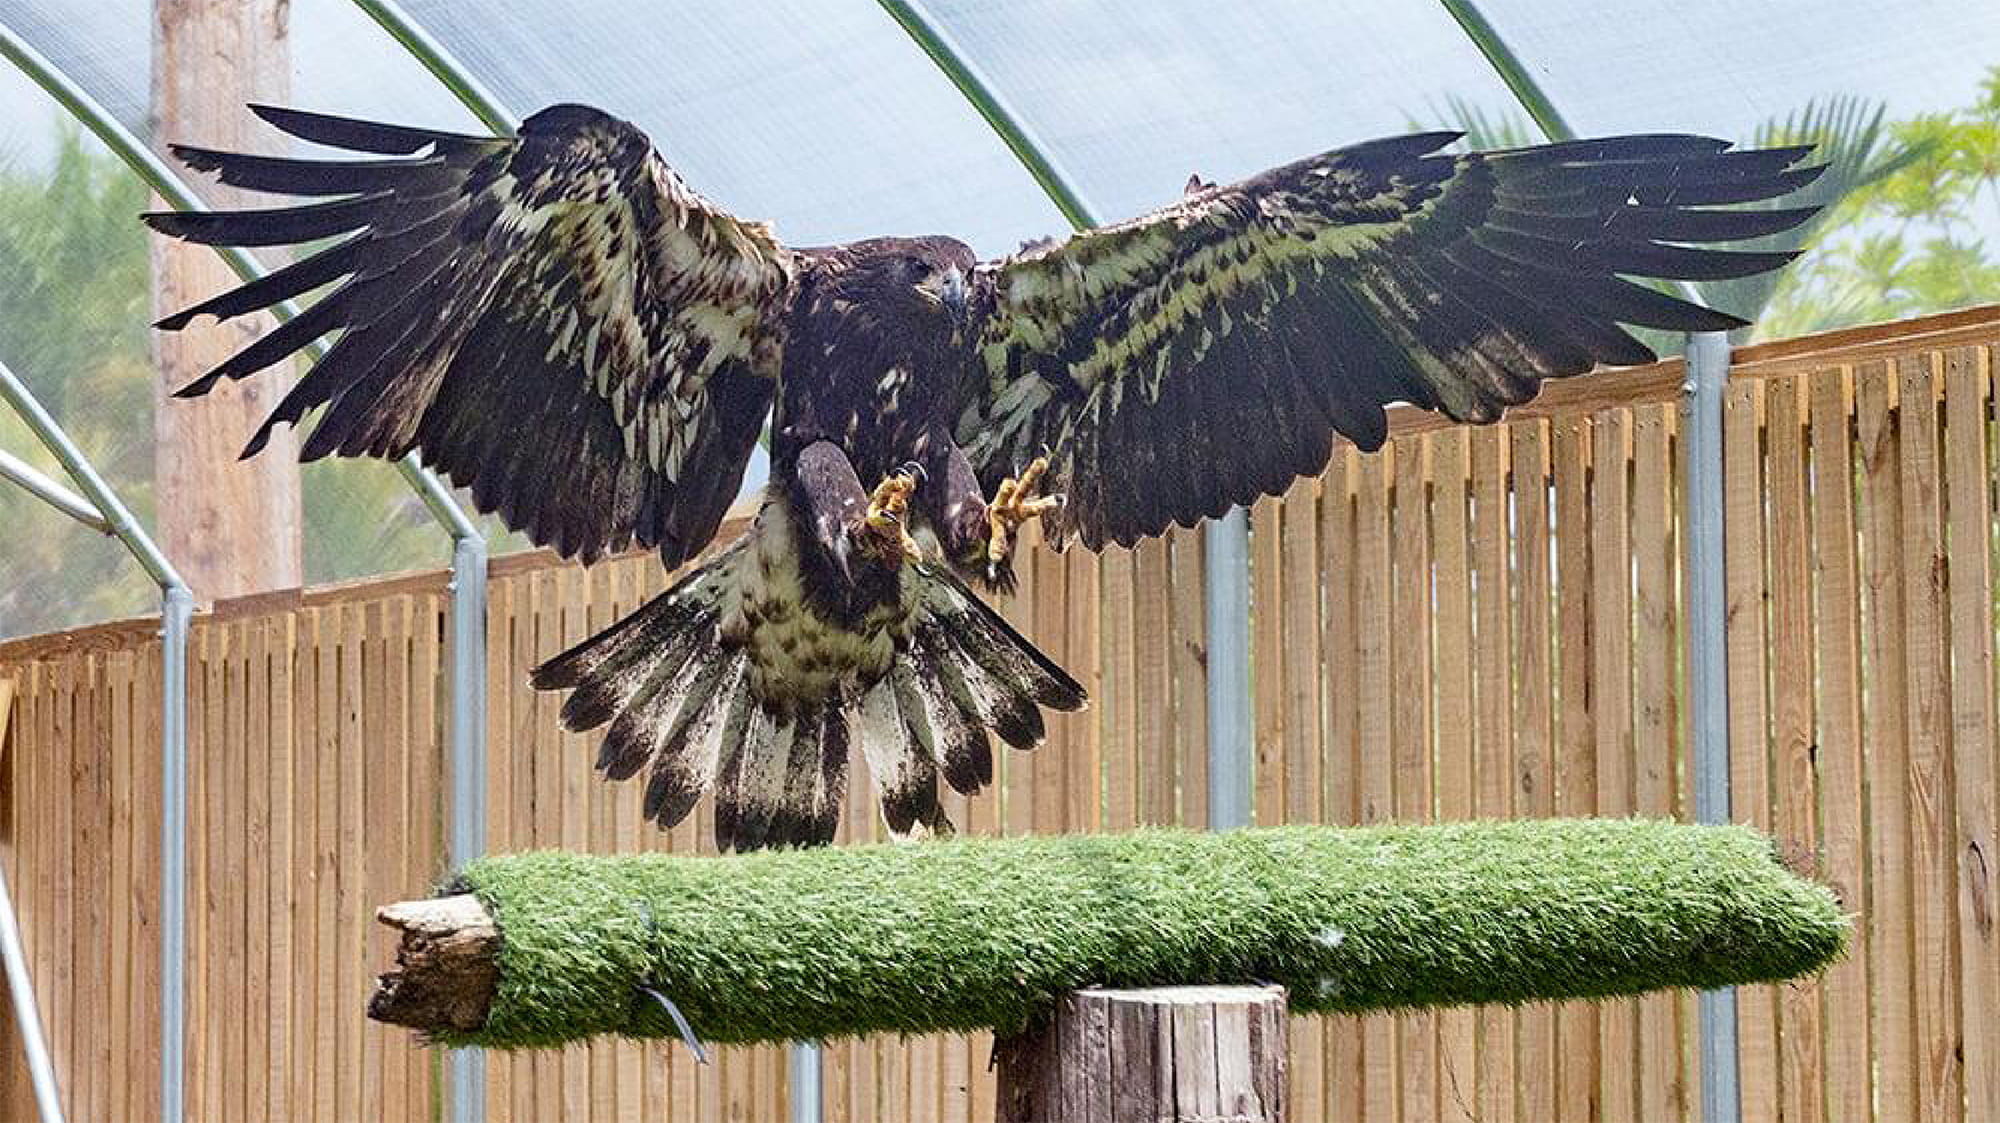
[940,265,967,316]
[921,265,969,322]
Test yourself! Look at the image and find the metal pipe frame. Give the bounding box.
[0,20,493,1123]
[0,354,194,1123]
[0,445,110,532]
[1684,329,1739,1123]
[0,864,64,1123]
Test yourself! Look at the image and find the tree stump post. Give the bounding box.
[995,985,1288,1123]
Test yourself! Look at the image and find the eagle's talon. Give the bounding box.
[857,471,924,565]
[986,456,1060,566]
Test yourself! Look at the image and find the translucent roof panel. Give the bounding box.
[920,0,1525,221]
[1478,0,2000,137]
[0,0,515,607]
[397,0,1070,256]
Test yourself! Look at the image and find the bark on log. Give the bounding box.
[151,0,303,601]
[369,894,500,1033]
[996,985,1288,1123]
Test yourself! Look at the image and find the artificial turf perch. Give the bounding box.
[370,820,1847,1049]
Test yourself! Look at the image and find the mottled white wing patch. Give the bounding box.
[961,131,1818,549]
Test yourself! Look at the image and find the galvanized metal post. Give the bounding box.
[1684,329,1740,1123]
[1204,509,1253,830]
[1,355,190,1123]
[158,583,194,1123]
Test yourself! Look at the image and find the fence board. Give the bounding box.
[1469,427,1518,1123]
[1724,377,1779,1123]
[1767,376,1827,1123]
[1632,404,1684,1120]
[1809,367,1871,1123]
[1591,410,1638,1123]
[1899,353,1963,1123]
[1857,360,1918,1123]
[2,312,1999,1122]
[1943,345,2000,1122]
[1510,417,1559,1123]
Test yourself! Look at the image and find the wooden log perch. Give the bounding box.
[997,986,1288,1123]
[363,824,1847,1051]
[369,894,500,1033]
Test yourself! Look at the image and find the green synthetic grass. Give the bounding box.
[439,820,1847,1049]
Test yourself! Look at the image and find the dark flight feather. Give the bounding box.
[147,103,792,567]
[961,130,1822,546]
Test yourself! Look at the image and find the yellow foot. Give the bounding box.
[857,470,924,565]
[987,456,1063,566]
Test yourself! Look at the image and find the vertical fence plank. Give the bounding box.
[1808,368,1870,1123]
[1354,445,1397,1121]
[1100,546,1138,834]
[1554,415,1599,1123]
[1510,417,1558,1123]
[1590,410,1638,1123]
[1470,427,1518,1123]
[1899,353,1963,1123]
[1318,447,1364,1123]
[1631,404,1685,1121]
[1280,478,1325,1119]
[1132,536,1174,828]
[1254,494,1287,832]
[1856,360,1916,1123]
[1724,376,1778,1123]
[1431,430,1478,1123]
[1766,375,1827,1123]
[1392,436,1438,1123]
[1169,526,1208,829]
[1943,346,1997,1123]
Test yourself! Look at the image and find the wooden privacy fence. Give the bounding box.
[0,305,1995,1122]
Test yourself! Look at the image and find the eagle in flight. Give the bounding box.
[147,104,1818,850]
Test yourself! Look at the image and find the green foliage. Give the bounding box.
[1421,74,1998,347]
[1759,75,2000,338]
[0,125,157,634]
[442,820,1848,1049]
[0,127,514,637]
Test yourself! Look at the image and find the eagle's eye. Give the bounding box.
[913,262,968,314]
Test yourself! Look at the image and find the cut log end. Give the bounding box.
[368,893,501,1034]
[997,984,1289,1123]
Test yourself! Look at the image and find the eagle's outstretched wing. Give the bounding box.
[147,104,793,566]
[960,132,1821,548]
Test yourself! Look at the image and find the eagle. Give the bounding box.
[146,104,1819,850]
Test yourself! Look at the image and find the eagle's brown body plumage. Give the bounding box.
[147,103,1820,849]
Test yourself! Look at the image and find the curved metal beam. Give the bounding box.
[0,446,110,533]
[1437,0,1577,142]
[0,20,482,542]
[876,0,1099,230]
[350,0,520,134]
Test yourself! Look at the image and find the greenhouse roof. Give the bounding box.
[0,0,1996,635]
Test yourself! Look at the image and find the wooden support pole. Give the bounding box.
[996,985,1288,1123]
[151,0,303,602]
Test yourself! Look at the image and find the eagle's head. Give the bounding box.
[820,235,976,339]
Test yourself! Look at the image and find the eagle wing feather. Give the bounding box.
[147,103,794,566]
[961,132,1821,548]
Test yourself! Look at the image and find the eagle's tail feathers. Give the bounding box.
[533,532,1085,851]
